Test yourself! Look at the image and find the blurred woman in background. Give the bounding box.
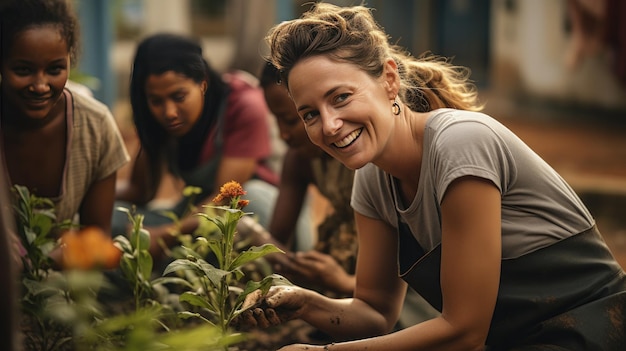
[114,33,278,258]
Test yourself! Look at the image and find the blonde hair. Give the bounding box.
[266,3,483,112]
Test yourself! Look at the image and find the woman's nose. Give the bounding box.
[163,100,178,119]
[321,110,342,136]
[29,73,51,94]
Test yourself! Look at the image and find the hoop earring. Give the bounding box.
[392,100,401,115]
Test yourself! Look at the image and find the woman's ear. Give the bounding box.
[201,80,208,95]
[382,58,400,99]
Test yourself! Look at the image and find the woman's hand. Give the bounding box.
[143,225,177,260]
[278,250,354,294]
[232,285,311,330]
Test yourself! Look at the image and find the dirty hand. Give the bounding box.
[231,285,309,330]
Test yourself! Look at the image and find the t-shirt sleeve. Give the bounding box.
[351,163,397,227]
[222,86,271,159]
[431,120,513,205]
[95,108,130,181]
[351,164,381,219]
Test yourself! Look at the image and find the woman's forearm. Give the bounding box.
[296,290,389,340]
[318,316,484,351]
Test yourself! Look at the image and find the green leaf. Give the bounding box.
[137,228,151,251]
[24,227,37,245]
[138,250,154,280]
[22,277,63,297]
[179,291,213,310]
[197,260,230,287]
[177,311,203,320]
[199,215,227,235]
[182,186,202,197]
[151,276,194,289]
[176,245,203,260]
[163,259,202,276]
[38,241,56,256]
[113,235,133,253]
[31,213,54,236]
[115,206,131,215]
[229,244,284,271]
[120,253,138,280]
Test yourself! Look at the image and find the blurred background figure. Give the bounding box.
[565,0,608,70]
[113,33,281,258]
[565,0,626,86]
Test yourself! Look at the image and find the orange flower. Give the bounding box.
[212,180,247,205]
[237,199,249,209]
[60,226,122,270]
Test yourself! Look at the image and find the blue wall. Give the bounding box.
[74,0,116,109]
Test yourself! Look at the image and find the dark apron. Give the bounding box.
[398,223,626,350]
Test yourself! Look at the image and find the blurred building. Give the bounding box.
[73,0,625,117]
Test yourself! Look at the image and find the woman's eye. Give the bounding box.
[47,66,65,75]
[335,93,350,103]
[302,110,318,122]
[12,67,31,76]
[173,94,186,102]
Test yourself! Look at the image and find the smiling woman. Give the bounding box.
[0,0,130,240]
[234,3,626,350]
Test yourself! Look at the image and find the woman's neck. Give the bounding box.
[376,110,428,184]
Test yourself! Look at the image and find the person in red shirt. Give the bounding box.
[114,33,279,258]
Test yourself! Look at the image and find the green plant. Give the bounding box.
[12,185,75,350]
[12,185,72,281]
[113,208,156,310]
[159,181,291,346]
[12,185,241,351]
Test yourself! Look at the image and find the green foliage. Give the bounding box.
[12,185,240,351]
[12,183,291,350]
[113,207,155,310]
[159,185,292,343]
[12,185,72,281]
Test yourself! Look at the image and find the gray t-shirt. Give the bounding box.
[351,108,594,259]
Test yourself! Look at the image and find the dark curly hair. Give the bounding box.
[0,0,80,64]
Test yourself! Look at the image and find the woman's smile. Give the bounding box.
[333,128,363,148]
[23,94,55,109]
